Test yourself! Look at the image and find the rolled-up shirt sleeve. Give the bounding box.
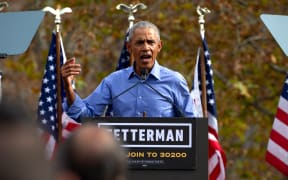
[63,93,86,122]
[63,79,112,122]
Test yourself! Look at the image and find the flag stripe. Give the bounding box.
[209,126,219,141]
[209,150,226,180]
[62,117,81,141]
[268,131,288,156]
[208,112,219,134]
[209,151,220,174]
[267,138,288,166]
[270,118,288,145]
[278,96,288,115]
[209,133,227,164]
[45,132,57,159]
[62,112,80,132]
[65,121,80,132]
[62,129,73,139]
[266,150,288,176]
[210,162,221,180]
[275,107,288,127]
[266,75,288,175]
[209,134,224,156]
[216,150,226,180]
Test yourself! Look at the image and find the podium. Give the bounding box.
[90,117,208,180]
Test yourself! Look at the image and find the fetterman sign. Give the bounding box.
[93,117,197,170]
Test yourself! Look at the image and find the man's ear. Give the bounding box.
[158,40,163,52]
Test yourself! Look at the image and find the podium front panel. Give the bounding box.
[88,117,208,180]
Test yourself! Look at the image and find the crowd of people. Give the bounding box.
[0,99,127,180]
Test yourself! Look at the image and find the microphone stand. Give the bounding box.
[105,70,147,117]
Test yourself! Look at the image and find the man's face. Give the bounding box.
[127,27,162,75]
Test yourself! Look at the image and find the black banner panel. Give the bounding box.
[94,118,197,170]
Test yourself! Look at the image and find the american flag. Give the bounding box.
[266,75,288,175]
[196,32,226,180]
[37,32,80,159]
[116,31,131,71]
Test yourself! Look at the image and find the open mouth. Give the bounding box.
[140,54,152,61]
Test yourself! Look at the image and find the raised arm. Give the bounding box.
[61,57,81,106]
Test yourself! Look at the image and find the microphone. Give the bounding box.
[140,68,148,81]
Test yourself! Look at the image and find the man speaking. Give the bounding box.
[61,21,195,121]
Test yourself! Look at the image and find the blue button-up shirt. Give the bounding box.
[64,61,195,121]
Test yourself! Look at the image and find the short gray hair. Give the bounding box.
[128,21,160,41]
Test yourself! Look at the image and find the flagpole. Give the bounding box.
[197,6,211,118]
[43,5,72,143]
[116,3,147,65]
[200,46,208,118]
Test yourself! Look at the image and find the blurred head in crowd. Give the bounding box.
[56,123,127,180]
[0,99,54,180]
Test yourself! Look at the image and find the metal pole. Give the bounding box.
[197,6,211,118]
[43,6,72,143]
[200,48,208,118]
[55,29,62,143]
